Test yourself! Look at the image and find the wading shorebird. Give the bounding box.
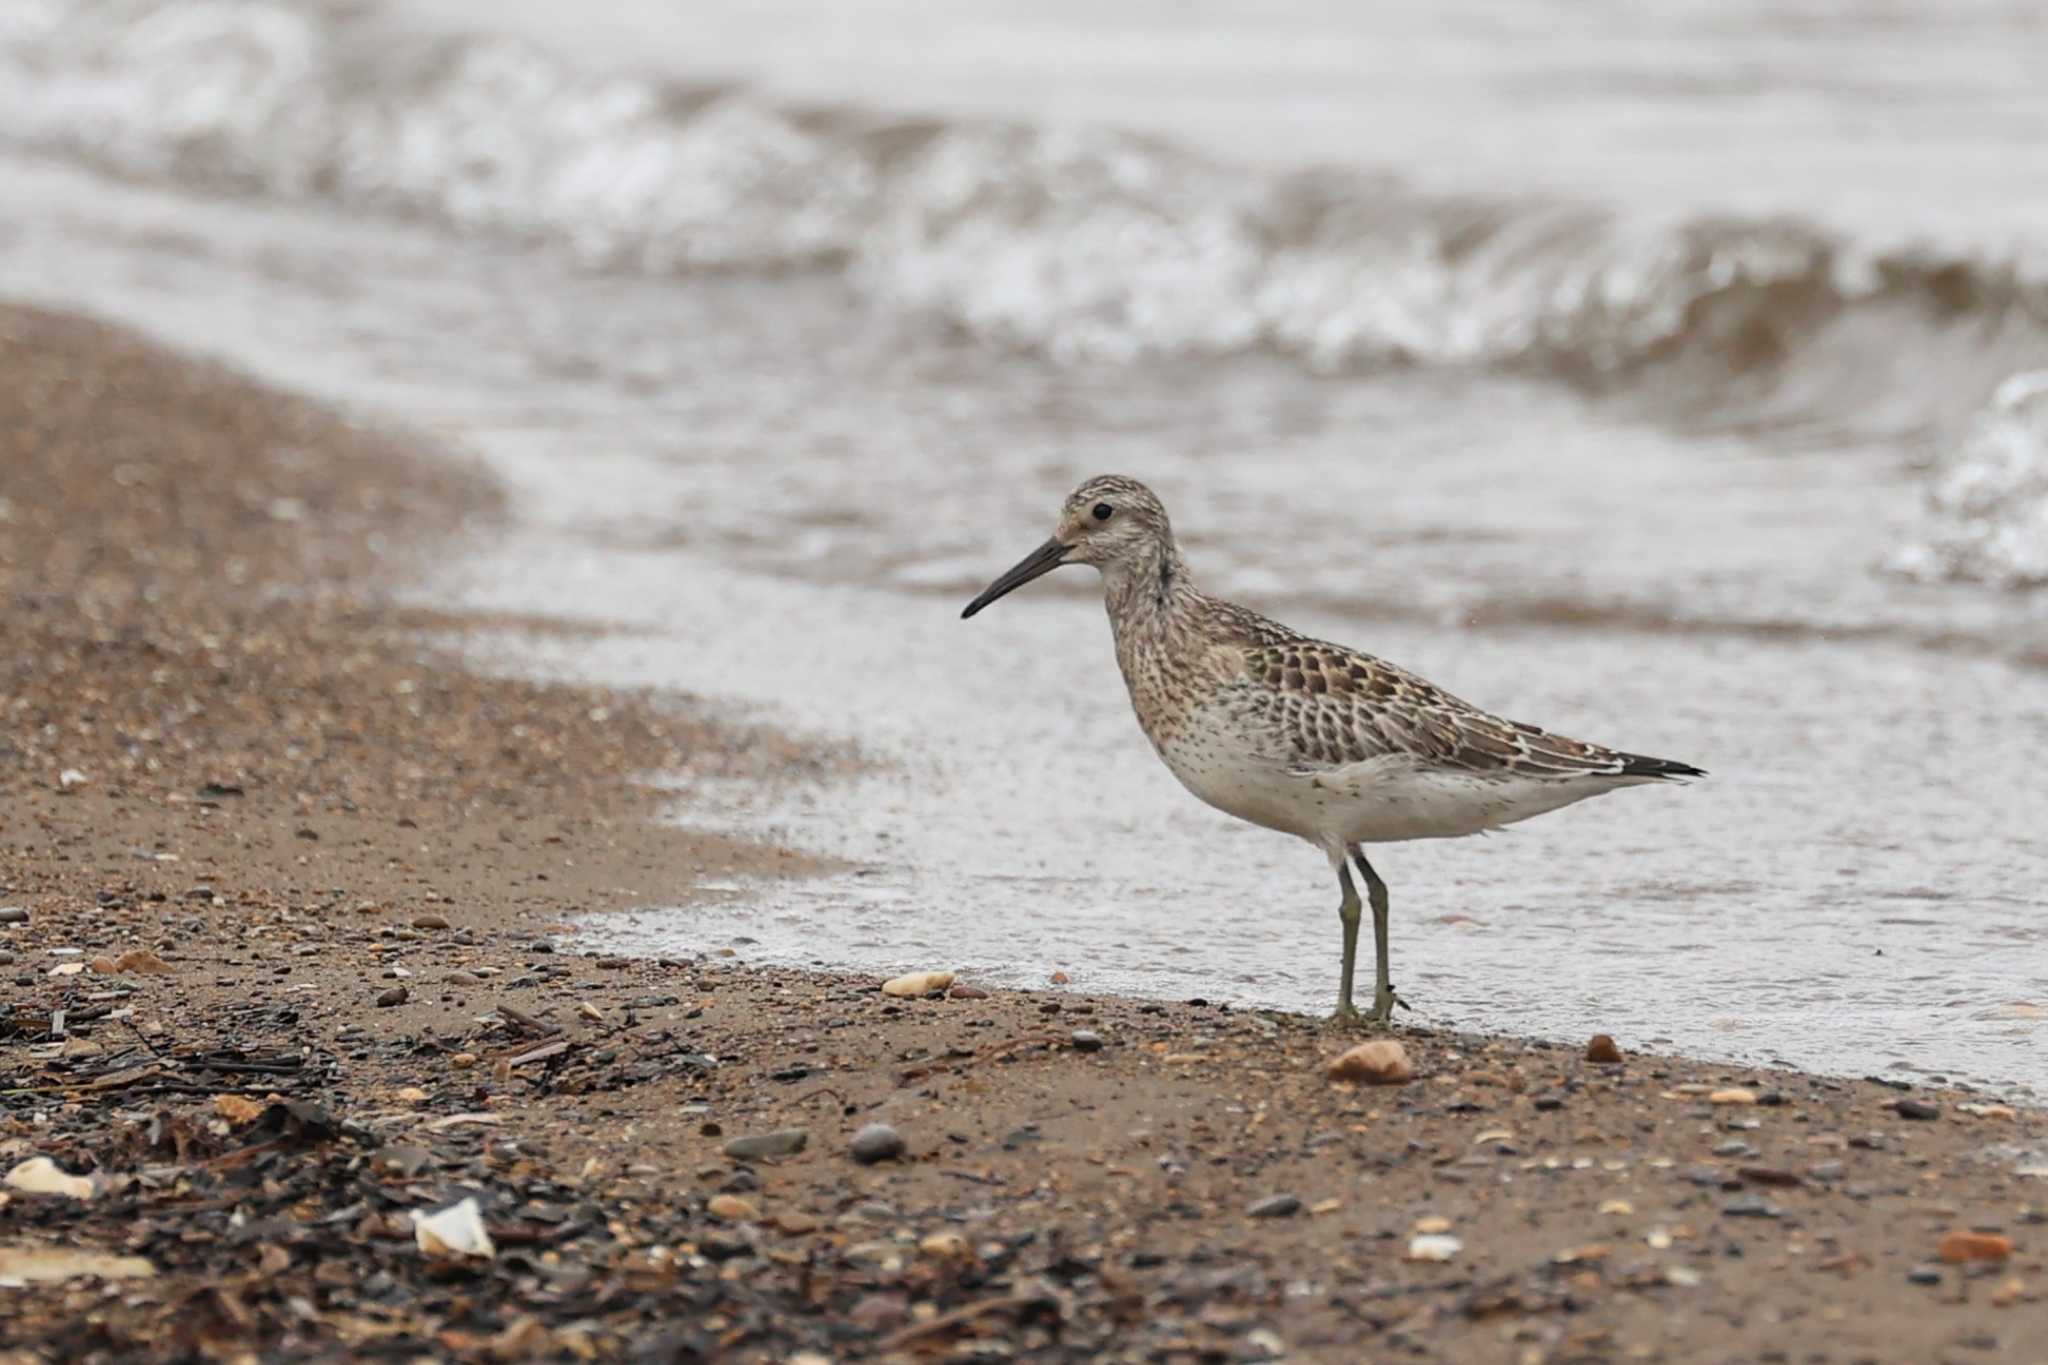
[961,476,1702,1025]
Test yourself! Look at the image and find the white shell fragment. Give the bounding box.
[0,1246,156,1284]
[1406,1234,1463,1262]
[410,1197,496,1259]
[4,1158,96,1201]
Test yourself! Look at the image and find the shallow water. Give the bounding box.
[2,1,2044,1092]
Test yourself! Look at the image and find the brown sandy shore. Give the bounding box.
[1,302,2044,1363]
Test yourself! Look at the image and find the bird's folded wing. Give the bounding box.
[1237,641,1638,778]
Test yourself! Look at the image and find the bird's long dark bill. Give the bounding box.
[961,538,1068,618]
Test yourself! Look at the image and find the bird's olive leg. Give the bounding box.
[1329,851,1362,1024]
[1352,850,1396,1023]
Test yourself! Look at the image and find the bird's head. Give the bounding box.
[961,475,1175,618]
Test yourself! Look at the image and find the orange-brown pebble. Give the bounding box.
[1939,1230,2014,1264]
[1586,1034,1624,1064]
[1328,1039,1414,1085]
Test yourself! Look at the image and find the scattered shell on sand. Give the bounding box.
[0,1247,155,1284]
[4,1158,96,1201]
[411,1197,496,1259]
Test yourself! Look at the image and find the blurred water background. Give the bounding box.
[2,0,2043,1091]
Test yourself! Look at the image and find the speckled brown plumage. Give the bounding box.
[963,474,1703,1022]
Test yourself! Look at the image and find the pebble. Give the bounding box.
[1939,1230,2014,1264]
[724,1129,809,1161]
[0,907,27,925]
[1247,1195,1301,1219]
[706,1194,758,1221]
[945,983,988,1000]
[1069,1029,1104,1052]
[1708,1088,1758,1106]
[1907,1265,1943,1286]
[919,1231,971,1259]
[850,1123,906,1164]
[774,1212,819,1235]
[375,986,408,1008]
[1585,1034,1623,1064]
[1894,1098,1941,1121]
[1327,1039,1413,1085]
[848,1293,908,1330]
[881,970,954,998]
[1413,1216,1453,1234]
[1958,1102,2019,1120]
[412,914,449,930]
[1723,1197,1781,1218]
[1406,1234,1462,1262]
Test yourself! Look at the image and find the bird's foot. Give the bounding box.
[1362,982,1411,1026]
[1326,1002,1365,1030]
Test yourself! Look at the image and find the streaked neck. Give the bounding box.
[1101,538,1194,631]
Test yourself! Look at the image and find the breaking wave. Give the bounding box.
[4,0,2046,586]
[1889,373,2048,590]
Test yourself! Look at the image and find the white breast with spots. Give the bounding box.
[1149,708,1334,842]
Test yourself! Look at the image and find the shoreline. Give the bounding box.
[2,302,2042,1360]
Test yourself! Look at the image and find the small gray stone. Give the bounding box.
[374,985,408,1008]
[1906,1265,1942,1286]
[1247,1194,1302,1218]
[724,1129,809,1161]
[0,907,27,925]
[1893,1098,1941,1121]
[1069,1029,1104,1052]
[1722,1196,1780,1219]
[850,1122,906,1164]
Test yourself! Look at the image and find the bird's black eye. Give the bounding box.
[1093,502,1114,521]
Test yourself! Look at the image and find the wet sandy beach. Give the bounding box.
[3,307,2044,1361]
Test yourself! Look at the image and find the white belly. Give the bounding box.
[1158,736,1635,846]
